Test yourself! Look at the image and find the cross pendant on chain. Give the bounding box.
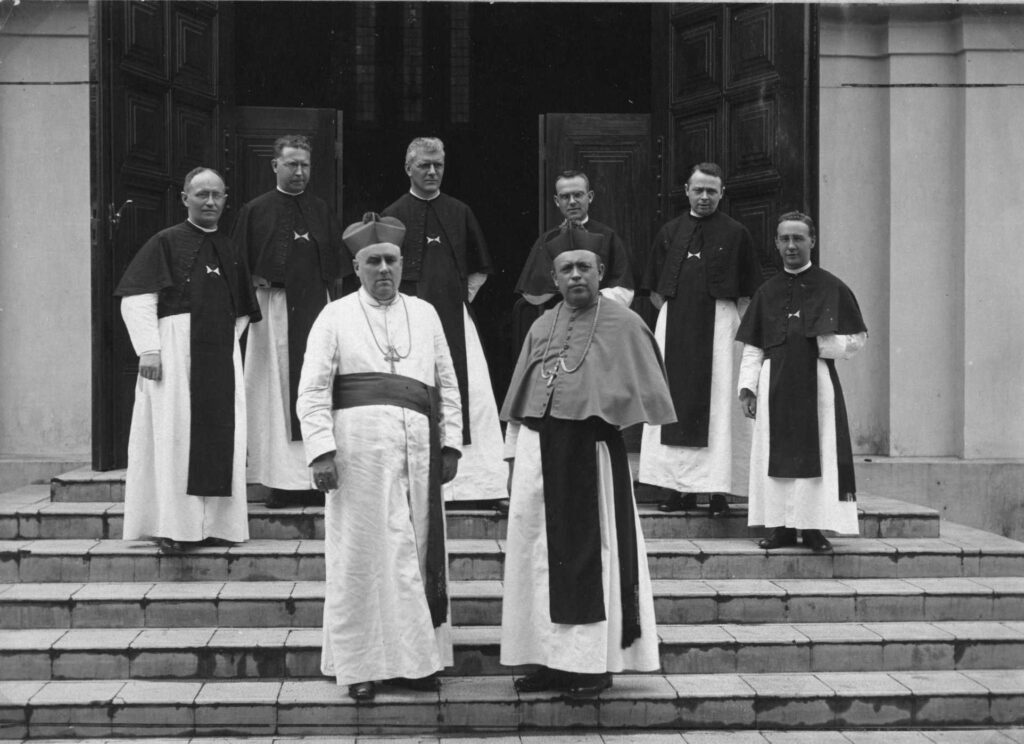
[384,346,401,374]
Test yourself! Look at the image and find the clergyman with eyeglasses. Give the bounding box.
[514,169,636,334]
[115,167,261,553]
[232,134,347,509]
[736,211,868,553]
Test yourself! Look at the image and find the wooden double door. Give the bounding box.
[91,1,816,469]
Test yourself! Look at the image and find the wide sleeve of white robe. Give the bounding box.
[296,310,340,466]
[817,332,867,360]
[738,343,765,397]
[120,293,161,357]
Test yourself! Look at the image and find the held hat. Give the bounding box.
[342,212,406,253]
[544,221,606,259]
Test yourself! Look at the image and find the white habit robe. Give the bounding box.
[739,332,867,534]
[121,294,250,543]
[297,289,461,686]
[245,286,327,491]
[499,423,660,675]
[639,296,752,495]
[443,300,508,502]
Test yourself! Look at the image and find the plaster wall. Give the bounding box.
[0,1,91,457]
[818,18,891,455]
[960,18,1024,458]
[819,5,1024,459]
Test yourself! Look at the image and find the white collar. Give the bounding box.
[277,186,304,196]
[187,218,218,234]
[784,262,813,275]
[409,188,441,201]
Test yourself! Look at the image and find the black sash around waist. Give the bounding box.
[332,371,448,627]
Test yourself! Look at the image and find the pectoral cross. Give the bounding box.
[384,346,401,374]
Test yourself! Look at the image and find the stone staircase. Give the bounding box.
[1,469,1024,740]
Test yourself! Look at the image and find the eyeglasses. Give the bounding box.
[556,191,588,202]
[277,160,310,171]
[190,190,227,201]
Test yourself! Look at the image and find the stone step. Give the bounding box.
[3,621,1024,682]
[3,576,1023,630]
[2,670,1023,738]
[2,733,1024,744]
[6,481,941,540]
[0,523,1020,584]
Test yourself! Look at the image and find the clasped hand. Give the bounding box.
[310,448,460,491]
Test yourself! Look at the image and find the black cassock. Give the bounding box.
[381,192,492,444]
[116,221,260,495]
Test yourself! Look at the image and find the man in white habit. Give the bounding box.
[736,211,868,552]
[234,134,345,509]
[499,227,676,698]
[639,162,762,516]
[296,213,462,702]
[116,167,260,553]
[380,137,507,508]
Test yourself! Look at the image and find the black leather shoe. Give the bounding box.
[802,529,833,552]
[708,493,731,517]
[299,488,325,507]
[348,681,376,701]
[513,666,567,693]
[758,526,798,550]
[566,672,612,698]
[155,537,188,554]
[386,673,440,692]
[657,491,697,512]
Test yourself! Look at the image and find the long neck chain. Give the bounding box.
[539,296,601,387]
[357,292,412,373]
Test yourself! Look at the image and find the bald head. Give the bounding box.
[181,168,227,229]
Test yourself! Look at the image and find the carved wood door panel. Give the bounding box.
[226,106,342,222]
[91,0,232,469]
[652,3,818,275]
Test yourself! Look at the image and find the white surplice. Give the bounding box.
[297,289,462,686]
[639,297,751,495]
[739,332,867,534]
[244,286,326,490]
[499,424,660,675]
[442,306,508,502]
[120,294,250,543]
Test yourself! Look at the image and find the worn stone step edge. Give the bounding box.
[2,732,1024,744]
[1,530,1022,584]
[3,730,1024,744]
[2,670,1023,739]
[2,577,1024,629]
[3,621,1024,681]
[1,491,941,541]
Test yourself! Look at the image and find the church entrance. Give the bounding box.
[90,1,815,469]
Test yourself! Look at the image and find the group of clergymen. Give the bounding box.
[114,134,868,702]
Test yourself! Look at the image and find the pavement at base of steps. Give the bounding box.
[8,728,1024,744]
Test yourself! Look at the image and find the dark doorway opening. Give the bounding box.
[233,1,653,395]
